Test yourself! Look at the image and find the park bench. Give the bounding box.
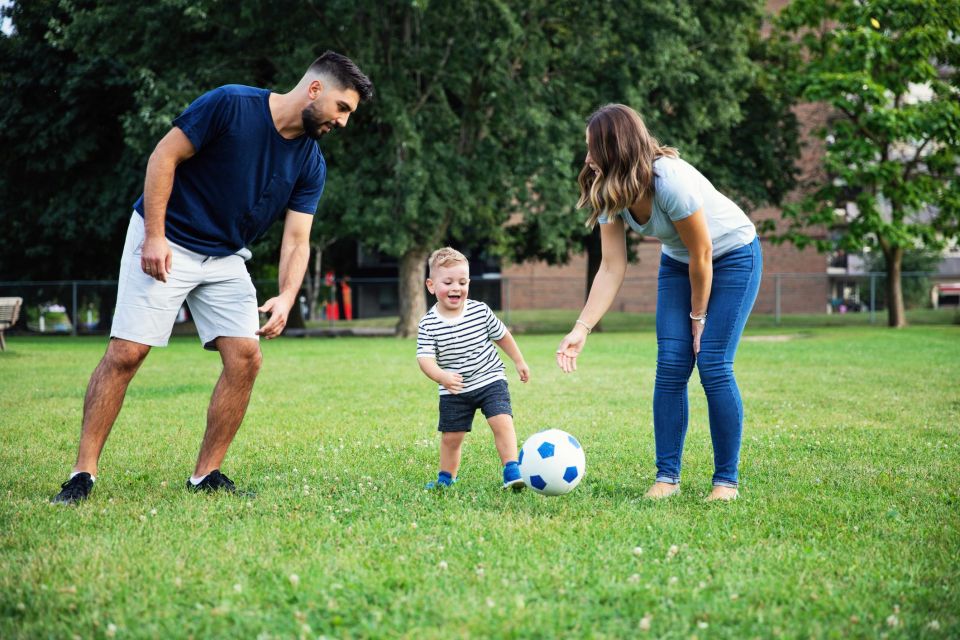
[0,297,23,351]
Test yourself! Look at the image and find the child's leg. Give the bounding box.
[439,431,467,477]
[488,413,523,490]
[487,414,519,465]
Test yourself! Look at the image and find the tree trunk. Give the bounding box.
[884,246,906,328]
[307,243,324,320]
[286,295,305,329]
[396,247,429,337]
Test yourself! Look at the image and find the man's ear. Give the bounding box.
[309,78,324,100]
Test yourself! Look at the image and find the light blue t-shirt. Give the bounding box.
[598,156,755,263]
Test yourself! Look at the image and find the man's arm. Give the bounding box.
[257,210,313,339]
[141,127,196,282]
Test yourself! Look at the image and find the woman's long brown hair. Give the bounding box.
[577,104,678,228]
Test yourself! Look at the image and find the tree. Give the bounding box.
[2,0,799,339]
[309,0,599,336]
[0,0,139,281]
[768,0,960,327]
[0,0,305,282]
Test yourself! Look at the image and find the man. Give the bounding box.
[51,51,373,504]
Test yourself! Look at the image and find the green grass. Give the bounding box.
[307,307,960,334]
[1,325,958,638]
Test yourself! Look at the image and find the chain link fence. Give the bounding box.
[2,272,958,337]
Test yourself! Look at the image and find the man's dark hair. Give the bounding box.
[309,51,374,102]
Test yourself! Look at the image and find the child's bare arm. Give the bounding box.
[418,356,464,394]
[494,330,530,383]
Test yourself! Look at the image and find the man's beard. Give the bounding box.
[301,106,330,140]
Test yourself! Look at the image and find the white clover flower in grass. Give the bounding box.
[288,573,300,587]
[697,621,709,629]
[106,623,117,637]
[628,574,640,584]
[927,620,941,631]
[639,614,652,631]
[438,560,448,570]
[666,544,679,560]
[668,576,679,585]
[632,546,643,556]
[234,584,243,593]
[486,598,495,608]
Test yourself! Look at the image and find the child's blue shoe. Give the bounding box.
[425,471,457,490]
[502,461,524,491]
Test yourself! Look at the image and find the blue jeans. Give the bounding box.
[653,237,762,487]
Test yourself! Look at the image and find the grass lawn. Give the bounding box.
[1,325,958,638]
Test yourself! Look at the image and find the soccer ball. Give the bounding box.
[518,429,586,496]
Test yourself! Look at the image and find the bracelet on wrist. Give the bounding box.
[689,311,707,325]
[575,319,593,334]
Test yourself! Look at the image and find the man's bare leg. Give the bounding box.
[192,337,262,478]
[73,338,152,476]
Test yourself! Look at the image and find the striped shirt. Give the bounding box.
[416,299,507,395]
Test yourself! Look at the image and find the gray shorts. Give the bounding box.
[438,379,512,432]
[111,213,259,350]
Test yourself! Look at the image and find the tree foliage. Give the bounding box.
[1,0,798,336]
[768,0,960,327]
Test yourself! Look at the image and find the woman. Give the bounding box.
[556,104,762,501]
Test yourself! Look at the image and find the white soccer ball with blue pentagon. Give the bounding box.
[518,429,586,496]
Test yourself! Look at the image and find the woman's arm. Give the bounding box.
[556,217,628,372]
[673,208,712,353]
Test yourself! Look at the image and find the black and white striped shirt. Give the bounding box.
[417,299,507,395]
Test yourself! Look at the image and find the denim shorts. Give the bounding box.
[438,379,512,432]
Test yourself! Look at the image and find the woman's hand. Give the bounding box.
[556,326,588,373]
[691,318,704,354]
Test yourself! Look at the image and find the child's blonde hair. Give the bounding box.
[428,247,468,278]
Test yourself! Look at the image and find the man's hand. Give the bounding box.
[257,296,294,339]
[141,236,172,282]
[440,371,464,394]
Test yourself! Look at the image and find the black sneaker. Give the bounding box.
[186,469,236,494]
[51,473,94,505]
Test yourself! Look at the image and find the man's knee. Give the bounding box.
[221,340,262,376]
[102,339,150,375]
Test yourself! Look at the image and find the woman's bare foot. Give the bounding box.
[706,486,739,501]
[644,482,680,499]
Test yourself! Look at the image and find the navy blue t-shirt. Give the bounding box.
[134,85,326,256]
